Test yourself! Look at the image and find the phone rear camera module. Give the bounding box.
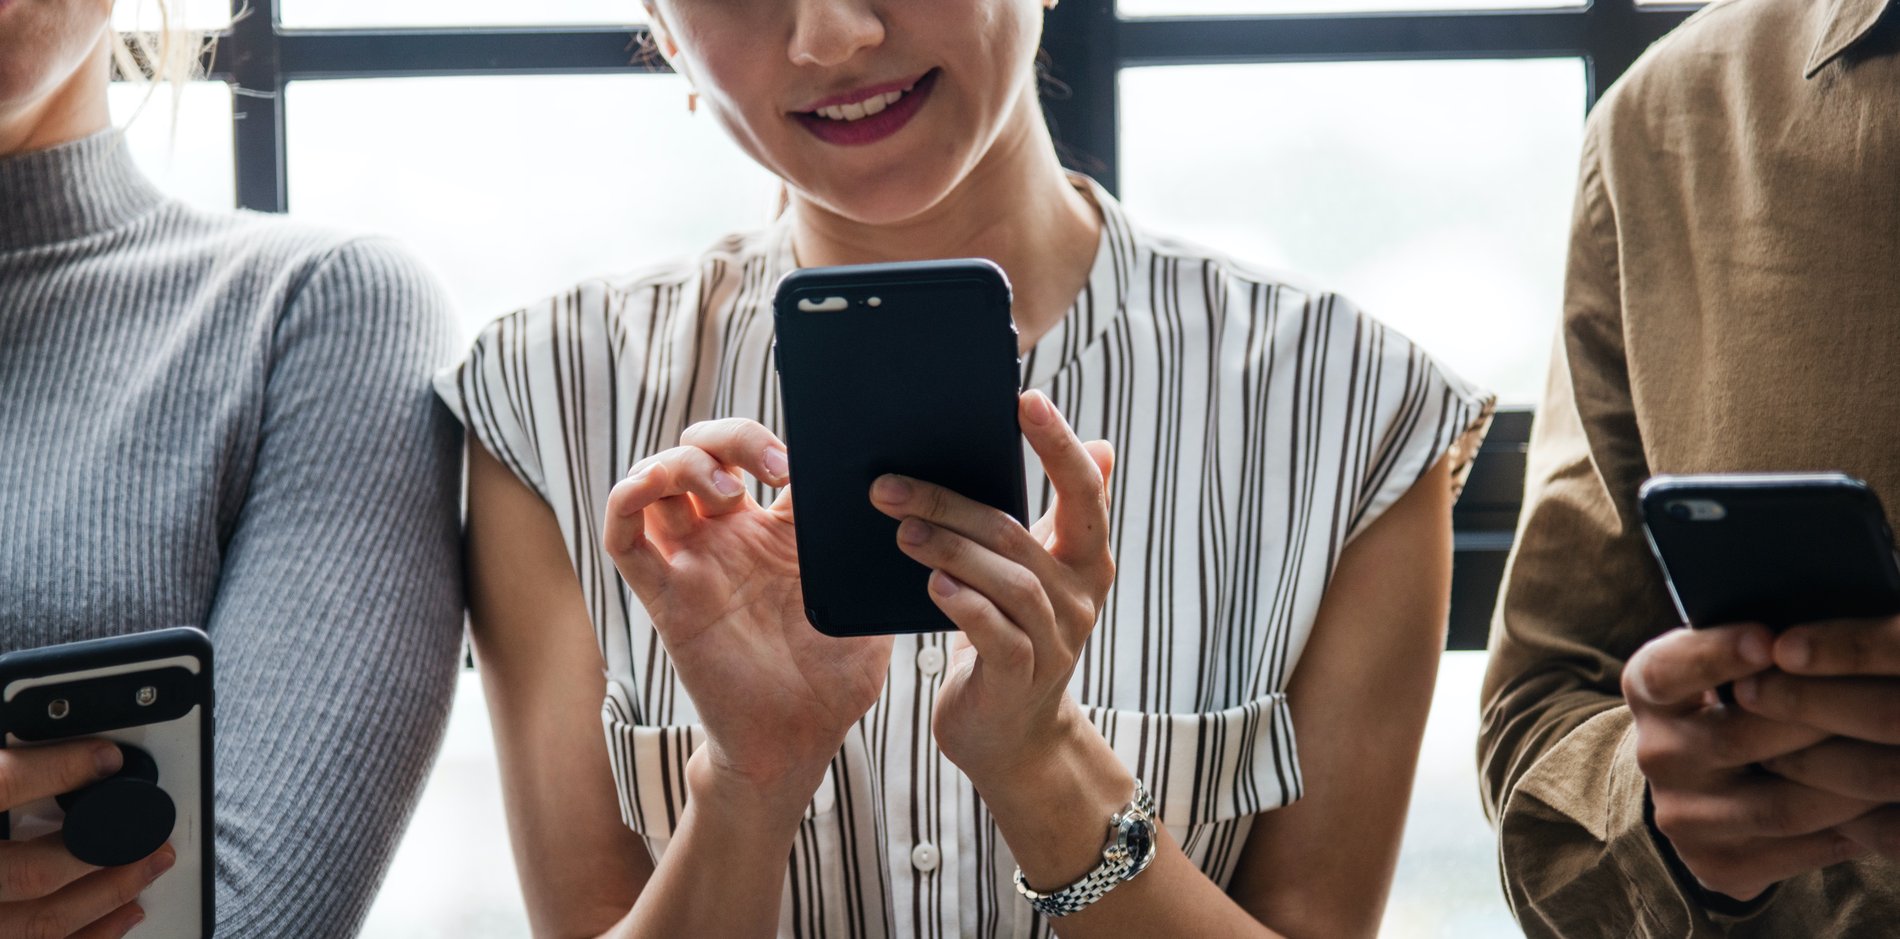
[135,686,157,707]
[48,699,70,720]
[1667,499,1728,522]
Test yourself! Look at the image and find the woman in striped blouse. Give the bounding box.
[439,1,1492,936]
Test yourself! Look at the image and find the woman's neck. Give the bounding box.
[786,94,1102,351]
[0,40,110,159]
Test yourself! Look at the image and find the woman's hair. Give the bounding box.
[108,0,215,129]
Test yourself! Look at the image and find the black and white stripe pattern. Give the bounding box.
[437,180,1492,938]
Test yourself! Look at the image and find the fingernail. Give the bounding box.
[899,518,931,546]
[147,846,176,878]
[763,447,790,481]
[1739,629,1772,668]
[930,571,961,597]
[128,908,146,928]
[1733,676,1759,707]
[1026,392,1056,426]
[1778,632,1811,670]
[712,470,743,497]
[94,743,123,777]
[873,476,912,503]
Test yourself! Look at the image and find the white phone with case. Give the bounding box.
[0,628,213,938]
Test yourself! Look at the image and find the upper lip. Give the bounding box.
[795,71,930,113]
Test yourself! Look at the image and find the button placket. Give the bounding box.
[915,643,945,677]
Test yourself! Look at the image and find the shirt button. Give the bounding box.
[915,645,946,676]
[911,842,940,872]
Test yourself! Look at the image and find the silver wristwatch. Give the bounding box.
[1012,779,1158,918]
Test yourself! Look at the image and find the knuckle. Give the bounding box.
[21,905,64,939]
[1747,797,1795,836]
[0,859,48,902]
[1633,729,1676,780]
[1003,567,1045,608]
[920,486,952,520]
[1650,799,1690,841]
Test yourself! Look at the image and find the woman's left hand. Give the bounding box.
[869,390,1116,786]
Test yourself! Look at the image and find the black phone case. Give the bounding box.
[773,259,1028,636]
[0,628,214,937]
[1640,473,1900,629]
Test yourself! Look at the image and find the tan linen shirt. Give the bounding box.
[1480,0,1900,935]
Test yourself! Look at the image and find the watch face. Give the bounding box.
[1117,814,1157,879]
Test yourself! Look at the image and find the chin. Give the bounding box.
[796,157,971,229]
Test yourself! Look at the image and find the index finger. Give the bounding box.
[1019,391,1112,559]
[1775,616,1900,678]
[0,742,121,813]
[1625,624,1775,711]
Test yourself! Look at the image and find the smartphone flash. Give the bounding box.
[136,686,158,707]
[867,297,882,308]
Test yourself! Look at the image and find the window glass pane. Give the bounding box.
[280,0,644,29]
[361,673,524,937]
[1385,652,1507,937]
[112,0,231,31]
[1120,0,1577,16]
[110,81,234,211]
[285,75,779,339]
[1120,58,1585,404]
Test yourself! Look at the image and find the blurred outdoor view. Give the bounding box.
[110,8,1597,934]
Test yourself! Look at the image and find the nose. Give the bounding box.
[788,0,886,68]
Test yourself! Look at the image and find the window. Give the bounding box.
[115,1,1701,935]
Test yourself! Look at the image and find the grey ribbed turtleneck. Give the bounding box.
[0,131,464,937]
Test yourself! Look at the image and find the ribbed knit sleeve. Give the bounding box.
[203,238,463,938]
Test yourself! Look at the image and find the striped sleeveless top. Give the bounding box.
[436,179,1493,938]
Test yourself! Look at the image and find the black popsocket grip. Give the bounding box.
[57,744,175,868]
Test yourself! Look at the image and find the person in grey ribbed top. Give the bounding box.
[1,11,464,937]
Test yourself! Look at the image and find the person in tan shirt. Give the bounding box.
[1480,0,1900,935]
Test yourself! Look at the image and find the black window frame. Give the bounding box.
[185,0,1697,649]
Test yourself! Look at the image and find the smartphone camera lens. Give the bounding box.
[48,699,70,720]
[1667,502,1693,521]
[135,686,158,707]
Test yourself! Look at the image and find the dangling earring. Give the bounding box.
[687,92,699,115]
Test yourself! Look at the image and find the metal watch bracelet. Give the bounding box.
[1013,779,1158,918]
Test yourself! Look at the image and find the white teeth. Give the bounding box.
[813,88,908,122]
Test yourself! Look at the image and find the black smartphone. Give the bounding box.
[0,628,214,938]
[1639,473,1900,630]
[773,259,1028,636]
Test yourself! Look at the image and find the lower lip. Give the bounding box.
[793,70,938,148]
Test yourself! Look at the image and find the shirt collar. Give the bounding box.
[0,130,163,251]
[1805,0,1898,78]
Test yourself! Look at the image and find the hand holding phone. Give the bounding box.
[0,740,174,938]
[1628,474,1900,900]
[0,628,211,938]
[868,389,1117,788]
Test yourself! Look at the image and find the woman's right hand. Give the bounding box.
[602,418,892,801]
[0,741,173,938]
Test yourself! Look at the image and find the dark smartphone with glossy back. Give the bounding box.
[773,259,1027,636]
[0,628,214,938]
[1639,473,1900,630]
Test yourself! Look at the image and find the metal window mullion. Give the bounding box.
[229,0,286,213]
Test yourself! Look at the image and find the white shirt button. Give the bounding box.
[911,842,940,873]
[915,645,946,676]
